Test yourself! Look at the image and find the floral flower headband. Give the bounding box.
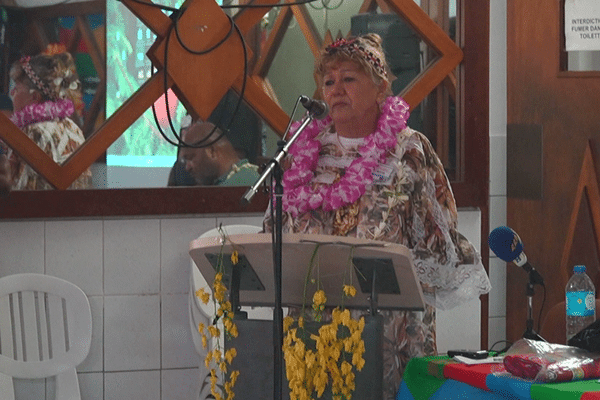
[19,56,56,100]
[19,52,80,102]
[325,38,388,78]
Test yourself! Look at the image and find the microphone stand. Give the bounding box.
[241,110,319,400]
[241,114,315,205]
[522,269,546,342]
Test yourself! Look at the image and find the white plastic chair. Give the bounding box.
[0,273,92,400]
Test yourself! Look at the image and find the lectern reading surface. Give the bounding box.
[190,233,425,311]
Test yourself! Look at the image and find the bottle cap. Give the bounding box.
[574,265,586,273]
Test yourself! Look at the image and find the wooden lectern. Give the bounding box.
[189,233,425,400]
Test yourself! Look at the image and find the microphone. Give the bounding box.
[299,95,328,120]
[488,226,544,285]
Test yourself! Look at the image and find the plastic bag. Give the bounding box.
[502,338,600,382]
[568,318,600,352]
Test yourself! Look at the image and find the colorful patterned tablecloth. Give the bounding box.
[396,356,600,400]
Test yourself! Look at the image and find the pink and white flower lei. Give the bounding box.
[10,99,74,129]
[282,96,410,216]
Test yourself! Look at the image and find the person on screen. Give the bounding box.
[6,46,91,190]
[178,121,260,186]
[167,116,198,187]
[262,33,491,398]
[167,90,262,187]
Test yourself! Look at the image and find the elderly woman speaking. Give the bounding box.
[263,33,491,398]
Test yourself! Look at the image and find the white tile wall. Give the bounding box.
[489,136,507,197]
[80,296,104,373]
[161,293,197,369]
[0,216,219,400]
[488,258,507,323]
[104,370,161,400]
[488,0,508,350]
[160,217,216,294]
[45,220,103,295]
[104,294,161,371]
[161,368,201,400]
[436,298,482,353]
[0,220,45,275]
[437,209,483,353]
[104,219,161,295]
[13,378,44,400]
[0,206,497,398]
[78,373,104,400]
[489,317,508,352]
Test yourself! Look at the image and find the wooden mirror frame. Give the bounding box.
[0,0,488,220]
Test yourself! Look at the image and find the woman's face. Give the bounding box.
[9,80,38,113]
[321,60,385,136]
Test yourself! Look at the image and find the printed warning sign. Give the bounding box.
[565,0,600,50]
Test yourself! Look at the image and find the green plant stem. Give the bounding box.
[301,243,322,320]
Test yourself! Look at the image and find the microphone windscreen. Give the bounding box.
[313,101,329,120]
[488,226,524,262]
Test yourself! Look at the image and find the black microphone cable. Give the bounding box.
[117,0,321,149]
[150,8,241,149]
[152,13,246,149]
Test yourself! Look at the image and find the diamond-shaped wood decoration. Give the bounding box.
[385,0,463,107]
[0,0,279,190]
[148,0,244,120]
[0,0,462,190]
[256,0,462,109]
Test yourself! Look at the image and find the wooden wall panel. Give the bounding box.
[507,0,600,342]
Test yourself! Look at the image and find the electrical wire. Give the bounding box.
[221,0,319,9]
[116,0,319,149]
[308,0,344,11]
[489,340,512,354]
[537,282,546,334]
[150,14,247,149]
[173,9,235,56]
[118,0,319,12]
[146,8,246,148]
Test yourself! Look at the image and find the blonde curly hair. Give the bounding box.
[315,33,395,97]
[10,51,83,110]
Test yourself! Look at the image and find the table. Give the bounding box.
[396,356,600,400]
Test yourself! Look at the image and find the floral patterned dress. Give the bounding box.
[10,117,91,190]
[263,123,491,399]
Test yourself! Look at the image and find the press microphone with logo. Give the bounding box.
[299,95,329,120]
[488,226,544,285]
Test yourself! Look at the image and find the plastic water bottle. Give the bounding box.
[566,265,596,342]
